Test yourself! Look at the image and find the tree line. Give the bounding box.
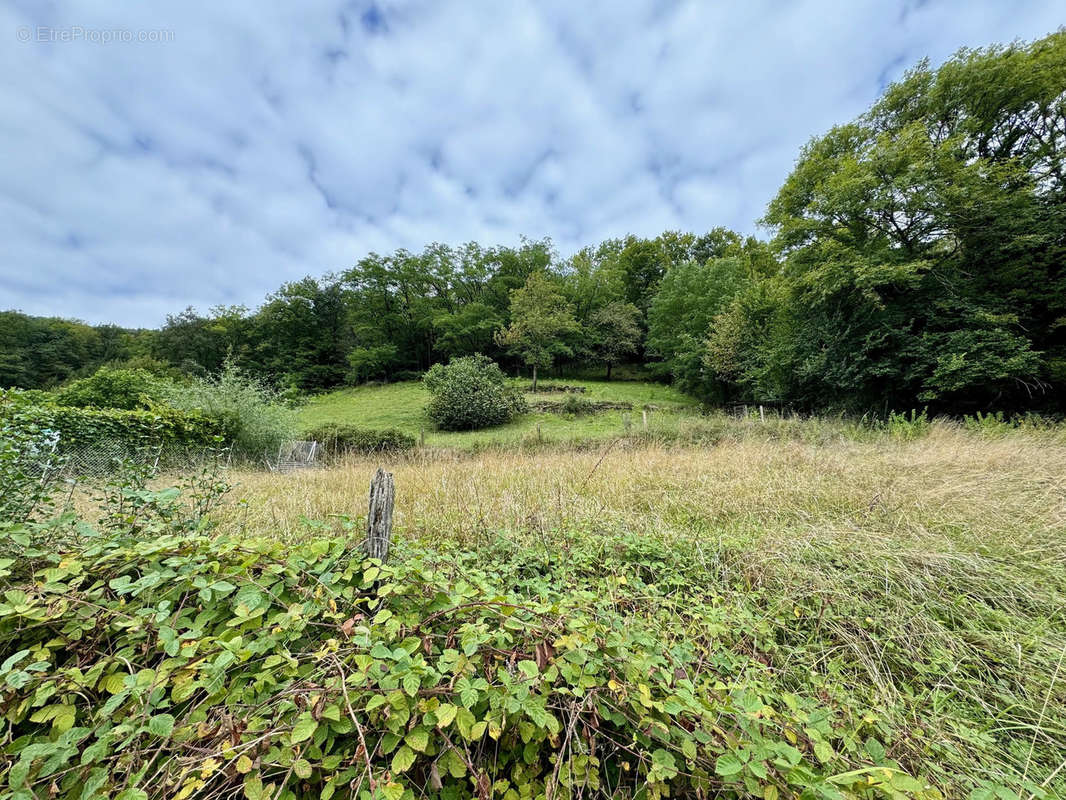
[3,32,1064,414]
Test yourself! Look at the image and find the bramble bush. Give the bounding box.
[0,519,943,800]
[423,355,527,431]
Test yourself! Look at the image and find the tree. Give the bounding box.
[748,31,1066,412]
[495,272,580,391]
[584,302,642,380]
[646,236,773,399]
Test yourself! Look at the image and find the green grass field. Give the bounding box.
[297,378,697,448]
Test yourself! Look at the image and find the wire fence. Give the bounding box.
[20,438,232,482]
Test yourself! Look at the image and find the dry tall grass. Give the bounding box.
[75,420,1066,791]
[217,424,1066,563]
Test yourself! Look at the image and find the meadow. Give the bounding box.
[204,418,1066,797]
[297,379,696,449]
[6,391,1066,800]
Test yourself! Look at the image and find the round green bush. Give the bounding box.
[54,367,164,410]
[423,355,526,431]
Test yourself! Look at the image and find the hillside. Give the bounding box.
[297,379,698,448]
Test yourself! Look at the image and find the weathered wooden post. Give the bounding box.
[759,405,765,422]
[642,409,648,432]
[364,468,394,562]
[536,423,542,443]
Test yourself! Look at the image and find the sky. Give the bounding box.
[1,1,1063,328]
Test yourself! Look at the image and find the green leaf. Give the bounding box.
[391,744,416,773]
[290,716,318,744]
[402,671,421,697]
[813,740,835,763]
[456,707,476,739]
[293,758,313,779]
[864,737,886,762]
[406,727,429,753]
[148,713,175,738]
[715,752,745,777]
[53,705,76,734]
[435,702,457,729]
[681,738,697,760]
[517,660,539,679]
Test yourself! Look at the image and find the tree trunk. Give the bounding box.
[606,362,612,381]
[364,468,394,562]
[532,364,538,392]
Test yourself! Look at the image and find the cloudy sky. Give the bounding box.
[1,1,1062,327]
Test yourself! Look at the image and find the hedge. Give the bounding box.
[0,393,223,451]
[303,424,416,457]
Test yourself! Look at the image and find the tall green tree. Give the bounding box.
[495,272,579,390]
[741,31,1066,412]
[584,301,642,380]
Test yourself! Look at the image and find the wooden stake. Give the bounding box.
[364,468,394,562]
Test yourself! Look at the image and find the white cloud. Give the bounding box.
[0,0,1062,325]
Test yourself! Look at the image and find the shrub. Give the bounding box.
[423,355,527,431]
[54,367,166,410]
[885,408,931,439]
[304,424,416,457]
[0,395,222,452]
[560,394,595,416]
[160,361,296,460]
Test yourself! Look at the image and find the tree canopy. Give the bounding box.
[4,31,1064,416]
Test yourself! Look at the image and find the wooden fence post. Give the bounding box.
[364,468,394,562]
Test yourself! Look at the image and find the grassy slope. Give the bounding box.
[297,379,697,448]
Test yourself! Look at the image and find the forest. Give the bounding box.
[4,32,1064,414]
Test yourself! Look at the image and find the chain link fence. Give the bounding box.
[16,437,233,482]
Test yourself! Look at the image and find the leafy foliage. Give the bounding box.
[496,272,580,391]
[583,302,642,381]
[0,391,222,452]
[160,362,296,460]
[0,499,957,800]
[54,367,166,411]
[423,356,526,431]
[737,31,1066,412]
[303,424,416,457]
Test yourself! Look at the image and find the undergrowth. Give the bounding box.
[1,425,1065,799]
